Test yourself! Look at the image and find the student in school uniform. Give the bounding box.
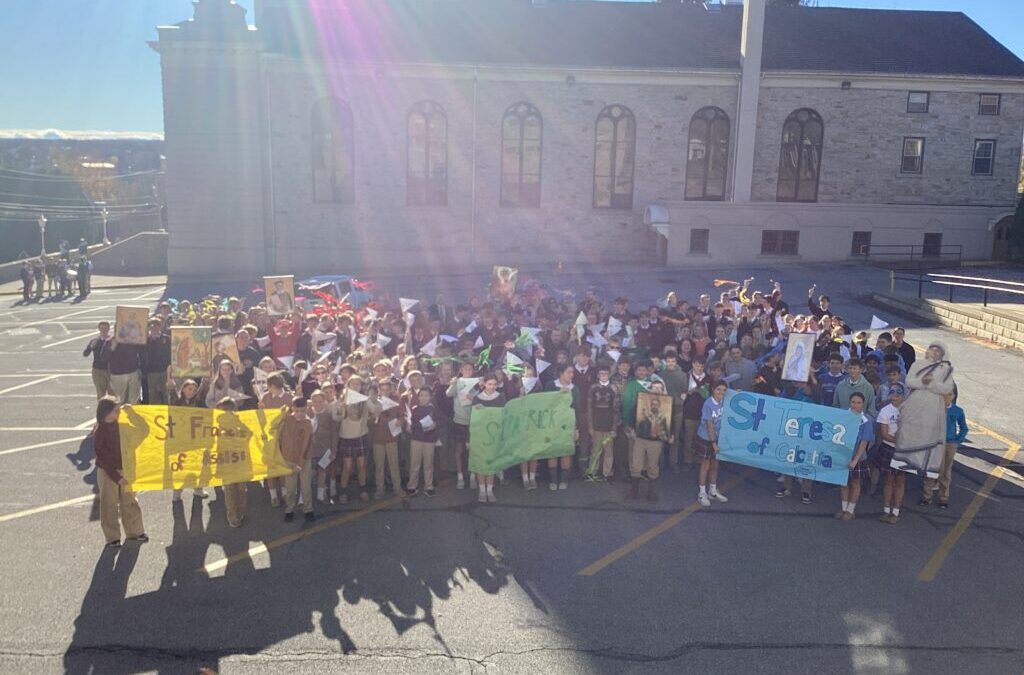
[334,375,375,504]
[308,388,340,505]
[259,373,293,506]
[169,379,208,502]
[93,397,147,548]
[836,391,874,521]
[447,361,478,490]
[407,388,439,498]
[472,374,507,503]
[279,397,315,522]
[371,379,404,499]
[876,384,906,524]
[695,382,730,507]
[547,365,580,491]
[588,363,620,483]
[83,321,114,399]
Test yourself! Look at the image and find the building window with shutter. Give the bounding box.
[978,94,1001,116]
[972,139,996,176]
[761,230,800,256]
[900,137,925,174]
[907,91,929,113]
[690,228,709,254]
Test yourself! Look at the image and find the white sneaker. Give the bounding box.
[558,481,568,490]
[498,472,506,485]
[549,481,558,491]
[698,492,711,507]
[711,490,729,503]
[526,478,537,492]
[270,495,281,508]
[478,492,487,503]
[487,491,497,503]
[469,475,477,490]
[456,476,465,490]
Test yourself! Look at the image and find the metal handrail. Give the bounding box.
[864,244,964,268]
[890,271,1024,307]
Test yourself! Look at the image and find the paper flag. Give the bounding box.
[519,327,542,344]
[379,396,399,412]
[345,388,369,405]
[357,336,370,348]
[420,336,438,357]
[522,376,539,394]
[587,334,608,348]
[574,311,587,326]
[465,320,478,334]
[535,358,551,375]
[473,336,484,349]
[277,355,295,374]
[440,334,459,343]
[869,315,889,330]
[365,307,379,320]
[377,334,392,348]
[400,298,419,313]
[405,312,415,326]
[456,377,480,407]
[317,453,333,470]
[606,349,621,363]
[505,351,525,375]
[606,316,623,336]
[388,418,403,437]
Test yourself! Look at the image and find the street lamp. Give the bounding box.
[37,214,47,256]
[101,207,110,245]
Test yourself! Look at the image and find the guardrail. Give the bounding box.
[889,271,1024,306]
[864,244,963,268]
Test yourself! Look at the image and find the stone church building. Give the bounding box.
[151,0,1024,278]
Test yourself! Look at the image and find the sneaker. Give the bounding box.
[840,511,855,521]
[526,479,536,492]
[879,513,891,523]
[549,481,558,491]
[456,476,465,490]
[193,488,208,499]
[486,491,497,503]
[469,475,477,490]
[605,475,615,486]
[478,492,487,503]
[584,473,597,482]
[938,501,949,509]
[801,492,812,505]
[698,492,711,507]
[407,488,419,498]
[128,534,149,543]
[424,488,436,498]
[284,512,294,522]
[270,496,281,508]
[775,488,790,498]
[917,498,932,507]
[558,481,568,490]
[304,512,316,522]
[373,491,385,501]
[710,490,728,503]
[834,510,846,519]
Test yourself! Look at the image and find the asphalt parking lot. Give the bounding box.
[0,266,1021,674]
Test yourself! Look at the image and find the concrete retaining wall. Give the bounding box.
[870,291,1024,352]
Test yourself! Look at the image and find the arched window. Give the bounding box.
[501,102,542,208]
[593,105,636,209]
[312,98,355,204]
[776,108,823,202]
[685,107,730,201]
[407,101,448,206]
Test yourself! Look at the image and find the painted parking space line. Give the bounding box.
[41,331,96,349]
[6,305,111,332]
[917,423,1021,583]
[201,495,405,574]
[0,494,94,524]
[0,374,60,396]
[577,469,752,577]
[0,436,85,457]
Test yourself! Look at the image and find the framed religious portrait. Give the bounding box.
[211,333,241,371]
[636,391,672,443]
[264,275,295,317]
[782,332,816,383]
[170,326,211,379]
[114,305,149,346]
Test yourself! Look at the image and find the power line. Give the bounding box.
[0,166,162,182]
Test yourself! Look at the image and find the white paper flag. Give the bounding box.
[586,334,608,348]
[465,320,478,334]
[388,418,403,437]
[364,307,379,320]
[606,316,623,336]
[345,388,369,405]
[519,327,542,345]
[379,396,399,412]
[869,315,889,330]
[522,376,539,394]
[574,311,587,326]
[400,298,419,313]
[473,336,484,349]
[405,312,415,326]
[420,414,435,431]
[376,334,392,348]
[440,334,459,343]
[535,358,551,376]
[277,355,295,374]
[317,453,333,470]
[505,351,524,374]
[420,336,438,357]
[606,349,621,363]
[357,336,370,349]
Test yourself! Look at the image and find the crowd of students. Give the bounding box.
[18,238,94,302]
[88,276,967,549]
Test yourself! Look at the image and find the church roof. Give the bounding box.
[258,0,1024,79]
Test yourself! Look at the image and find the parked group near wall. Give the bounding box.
[87,274,964,549]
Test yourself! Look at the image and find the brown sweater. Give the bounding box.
[94,420,124,483]
[278,410,313,464]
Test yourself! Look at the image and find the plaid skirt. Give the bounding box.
[849,462,872,482]
[871,443,898,475]
[693,436,716,461]
[451,422,470,444]
[338,435,368,459]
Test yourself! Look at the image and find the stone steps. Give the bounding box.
[869,292,1024,352]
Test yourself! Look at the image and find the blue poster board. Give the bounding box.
[717,391,860,486]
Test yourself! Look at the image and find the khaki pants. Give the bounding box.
[285,458,313,513]
[374,441,401,493]
[408,440,435,490]
[591,430,616,478]
[224,483,247,526]
[682,418,700,465]
[146,372,168,404]
[630,437,662,481]
[97,469,144,543]
[91,368,112,399]
[109,371,141,404]
[923,442,959,502]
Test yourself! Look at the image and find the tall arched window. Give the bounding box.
[593,105,636,209]
[501,102,542,208]
[685,107,730,201]
[407,101,448,206]
[776,108,823,202]
[311,98,355,204]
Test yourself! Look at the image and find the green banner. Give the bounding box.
[469,391,576,474]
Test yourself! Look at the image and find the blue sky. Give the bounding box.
[0,0,1020,134]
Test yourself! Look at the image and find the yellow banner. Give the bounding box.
[118,405,291,491]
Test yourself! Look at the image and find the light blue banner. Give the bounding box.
[717,391,860,486]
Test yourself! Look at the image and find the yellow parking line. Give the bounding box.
[578,469,752,577]
[200,494,405,574]
[917,422,1020,582]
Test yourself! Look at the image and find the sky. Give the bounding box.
[0,0,1020,135]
